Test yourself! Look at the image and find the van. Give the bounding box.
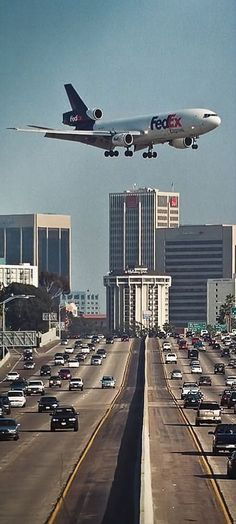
[195,401,221,426]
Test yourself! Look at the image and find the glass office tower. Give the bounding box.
[0,214,71,286]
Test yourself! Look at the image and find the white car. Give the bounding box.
[54,356,65,366]
[68,359,80,368]
[64,346,74,354]
[165,353,177,364]
[6,371,20,382]
[191,364,202,374]
[162,342,171,351]
[8,390,26,407]
[181,382,199,399]
[225,375,236,387]
[80,345,90,354]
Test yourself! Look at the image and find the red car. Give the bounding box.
[58,368,72,380]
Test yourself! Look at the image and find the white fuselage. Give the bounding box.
[94,108,221,146]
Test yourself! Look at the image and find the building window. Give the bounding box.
[22,227,33,265]
[6,228,20,264]
[48,229,59,274]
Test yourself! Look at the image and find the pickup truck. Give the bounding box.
[209,424,236,454]
[26,380,45,395]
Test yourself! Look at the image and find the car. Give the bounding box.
[162,342,171,351]
[188,349,199,359]
[96,349,107,359]
[68,359,80,368]
[69,378,84,391]
[40,364,51,376]
[23,354,34,362]
[6,371,20,382]
[0,395,11,415]
[64,346,74,354]
[58,368,72,380]
[191,364,202,374]
[220,389,232,406]
[195,401,221,426]
[227,450,236,478]
[60,339,68,345]
[54,356,65,366]
[10,378,28,393]
[97,333,105,340]
[23,360,35,370]
[227,390,236,408]
[62,352,70,362]
[7,390,26,408]
[198,375,212,386]
[38,396,59,413]
[23,348,33,356]
[49,375,62,388]
[171,369,183,380]
[184,392,202,408]
[225,376,236,387]
[50,405,79,431]
[212,342,221,350]
[165,353,177,364]
[214,363,225,374]
[106,337,114,344]
[0,418,20,441]
[209,424,236,455]
[26,380,45,395]
[88,343,96,351]
[91,355,102,365]
[228,359,236,368]
[76,352,87,362]
[181,382,200,399]
[101,375,116,389]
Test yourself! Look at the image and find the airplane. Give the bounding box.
[10,83,221,159]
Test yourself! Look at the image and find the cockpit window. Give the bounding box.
[203,113,218,118]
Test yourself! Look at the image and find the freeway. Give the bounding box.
[147,336,236,523]
[0,337,137,524]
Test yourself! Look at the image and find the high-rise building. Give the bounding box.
[109,187,179,271]
[156,225,236,328]
[0,263,38,288]
[0,214,71,286]
[207,276,236,326]
[104,267,171,333]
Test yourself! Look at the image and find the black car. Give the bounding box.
[227,451,236,478]
[184,392,202,408]
[23,354,34,361]
[10,378,28,393]
[50,406,79,431]
[96,349,107,359]
[198,375,212,386]
[106,337,114,344]
[220,389,232,406]
[76,353,87,362]
[214,363,225,374]
[40,365,51,376]
[49,376,62,388]
[0,418,20,441]
[0,395,11,415]
[228,391,236,409]
[38,396,59,413]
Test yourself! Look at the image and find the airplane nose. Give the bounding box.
[216,116,221,126]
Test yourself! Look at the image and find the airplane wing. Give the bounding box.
[9,126,142,150]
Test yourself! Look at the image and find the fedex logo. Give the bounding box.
[70,114,84,123]
[151,114,182,131]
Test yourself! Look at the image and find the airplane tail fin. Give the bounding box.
[64,84,88,113]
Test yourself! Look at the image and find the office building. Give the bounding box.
[207,276,236,326]
[0,263,38,288]
[0,214,71,286]
[156,225,236,328]
[104,267,171,333]
[109,187,179,271]
[62,290,100,315]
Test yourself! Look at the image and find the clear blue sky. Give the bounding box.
[1,0,236,311]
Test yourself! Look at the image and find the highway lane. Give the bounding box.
[51,337,144,524]
[0,338,132,524]
[147,337,226,524]
[165,338,236,522]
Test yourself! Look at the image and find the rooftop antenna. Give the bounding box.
[171,181,174,191]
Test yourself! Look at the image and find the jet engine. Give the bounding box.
[169,137,193,149]
[112,133,133,147]
[86,108,103,120]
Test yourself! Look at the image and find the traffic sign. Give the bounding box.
[42,312,57,321]
[188,322,206,331]
[214,323,227,332]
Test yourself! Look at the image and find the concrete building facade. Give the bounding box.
[0,263,38,288]
[207,275,236,326]
[156,225,236,328]
[0,214,71,287]
[62,290,100,315]
[104,267,171,333]
[109,187,179,272]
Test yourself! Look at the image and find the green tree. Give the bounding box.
[217,294,235,325]
[0,283,52,332]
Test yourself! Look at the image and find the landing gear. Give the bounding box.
[124,149,133,157]
[104,150,119,157]
[143,147,158,159]
[192,138,198,150]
